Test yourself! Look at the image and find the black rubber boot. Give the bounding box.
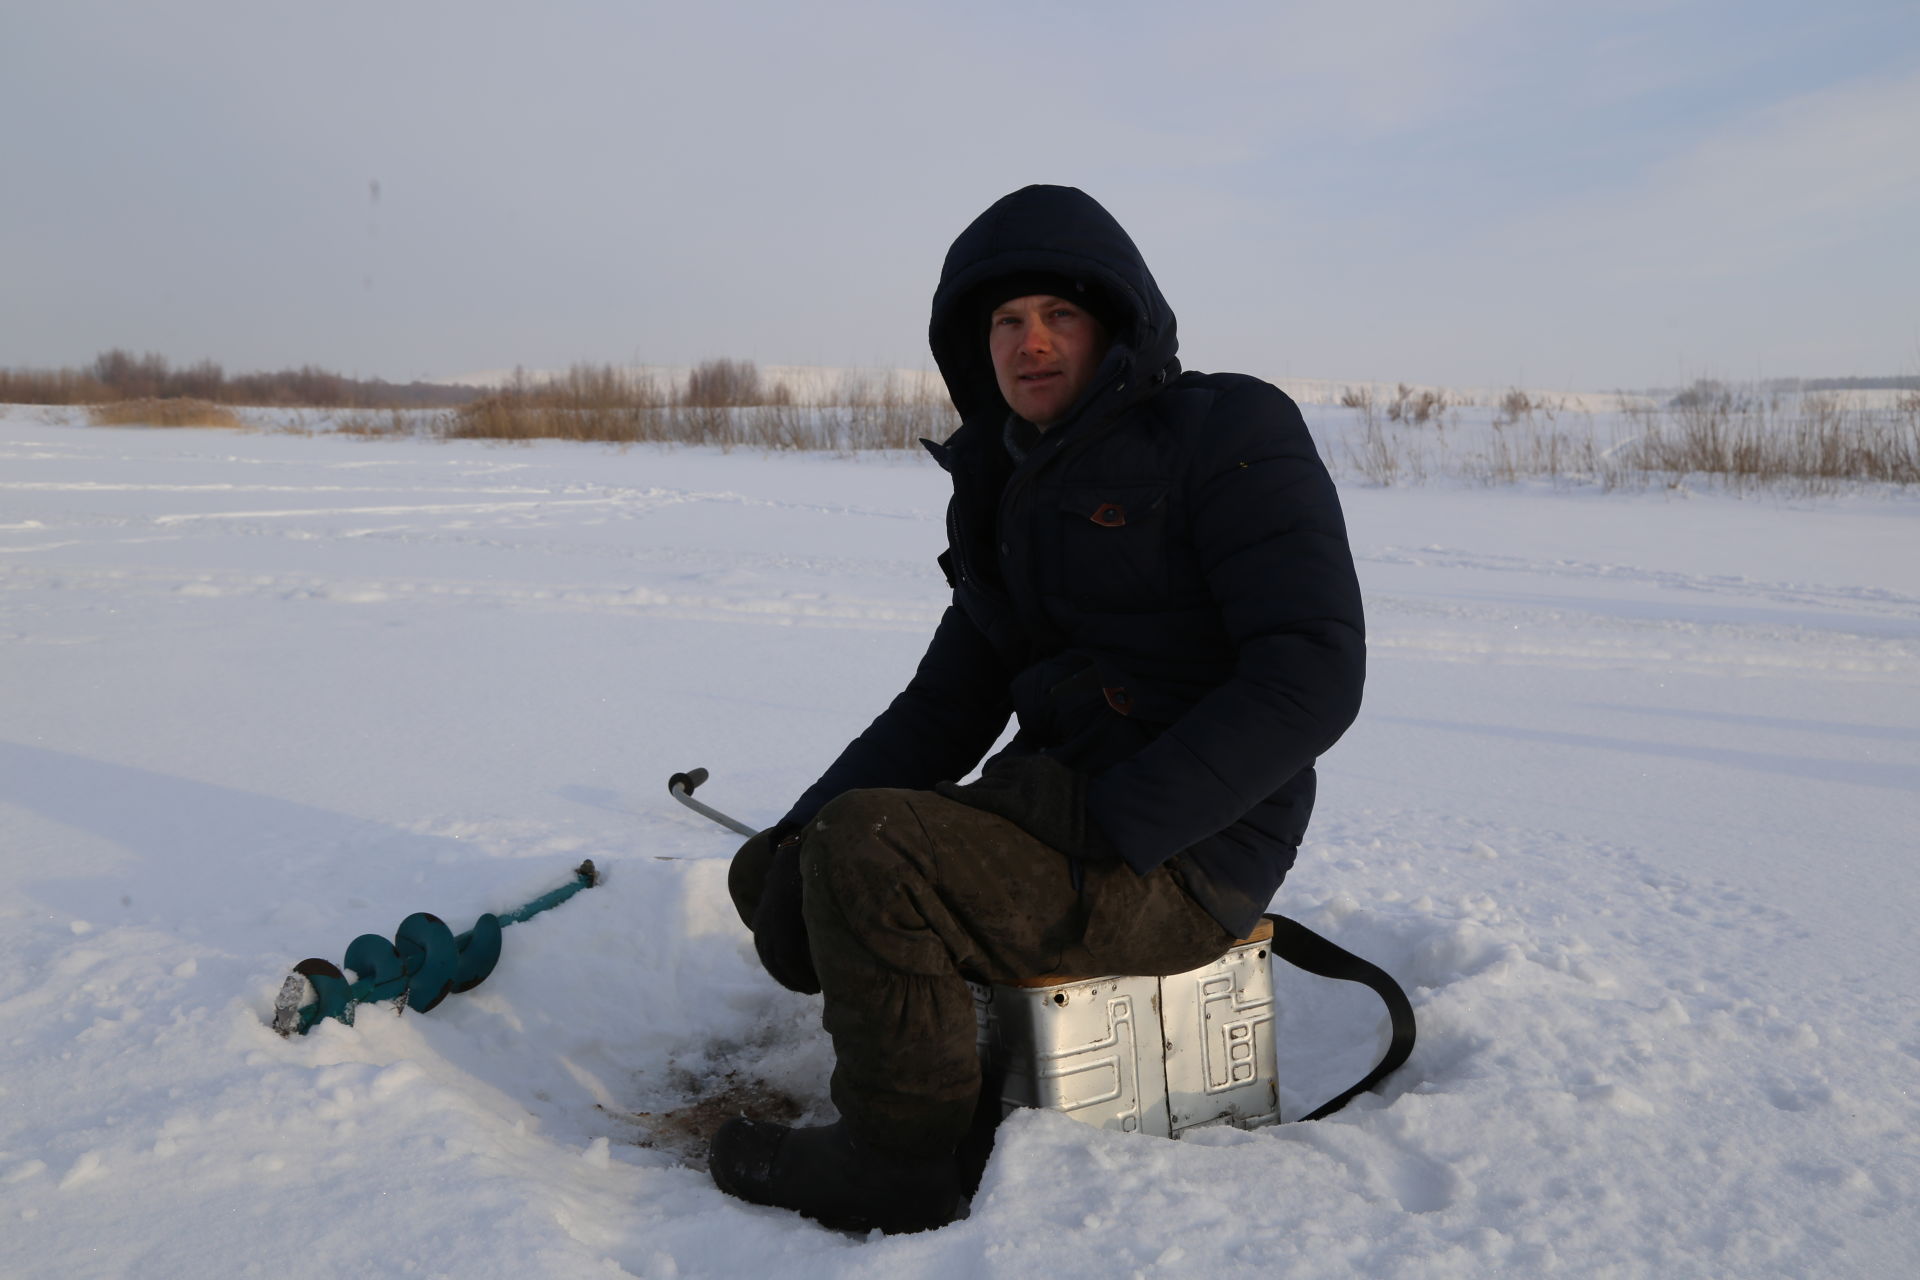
[708,1118,963,1235]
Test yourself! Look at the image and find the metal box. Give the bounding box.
[969,926,1280,1138]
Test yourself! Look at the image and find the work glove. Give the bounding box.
[727,823,792,928]
[934,753,1117,864]
[728,824,821,995]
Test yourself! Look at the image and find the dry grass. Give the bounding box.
[88,398,248,429]
[33,348,1920,488]
[1616,389,1920,490]
[1494,388,1539,426]
[1384,383,1449,425]
[333,409,428,437]
[3,349,475,408]
[1474,419,1607,487]
[446,365,670,443]
[8,353,954,453]
[444,360,956,452]
[1324,382,1920,493]
[816,368,960,451]
[1346,418,1415,486]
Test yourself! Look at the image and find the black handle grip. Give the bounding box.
[668,767,710,796]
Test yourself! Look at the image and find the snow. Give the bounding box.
[2,408,1916,1277]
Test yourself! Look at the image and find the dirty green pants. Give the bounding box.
[796,787,1235,1156]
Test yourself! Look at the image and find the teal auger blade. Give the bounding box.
[394,913,458,1013]
[273,860,600,1036]
[343,933,411,1002]
[452,914,502,993]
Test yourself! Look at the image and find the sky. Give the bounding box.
[3,0,1917,392]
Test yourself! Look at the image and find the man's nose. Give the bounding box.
[1021,321,1054,355]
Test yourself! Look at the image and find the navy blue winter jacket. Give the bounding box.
[780,185,1365,936]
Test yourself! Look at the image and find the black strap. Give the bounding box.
[1263,912,1418,1122]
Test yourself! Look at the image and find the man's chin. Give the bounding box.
[1012,394,1067,427]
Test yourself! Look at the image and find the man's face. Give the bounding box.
[988,294,1110,428]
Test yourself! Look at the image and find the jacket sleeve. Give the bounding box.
[779,602,1015,829]
[1084,382,1365,876]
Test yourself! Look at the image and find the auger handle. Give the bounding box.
[668,767,758,837]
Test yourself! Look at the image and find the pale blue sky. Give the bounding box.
[4,0,1916,390]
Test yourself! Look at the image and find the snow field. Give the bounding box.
[1,410,1916,1277]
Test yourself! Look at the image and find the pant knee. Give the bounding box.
[804,789,920,880]
[802,789,942,938]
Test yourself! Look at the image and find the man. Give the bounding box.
[711,185,1365,1234]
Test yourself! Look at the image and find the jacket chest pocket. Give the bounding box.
[1036,482,1173,609]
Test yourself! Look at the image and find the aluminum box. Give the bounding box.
[970,926,1280,1138]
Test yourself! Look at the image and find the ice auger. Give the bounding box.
[270,860,600,1036]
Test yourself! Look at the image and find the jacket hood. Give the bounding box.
[929,185,1179,425]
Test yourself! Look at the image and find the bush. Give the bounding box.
[683,358,764,408]
[0,349,477,408]
[88,398,247,428]
[0,367,113,404]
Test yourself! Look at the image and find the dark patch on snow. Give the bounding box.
[604,1072,808,1168]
